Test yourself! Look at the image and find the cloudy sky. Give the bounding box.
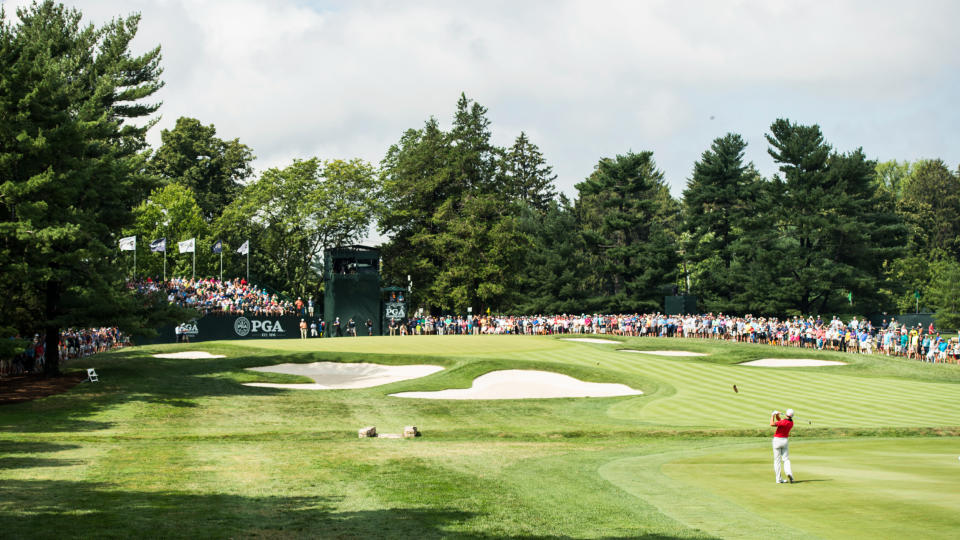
[10,0,960,196]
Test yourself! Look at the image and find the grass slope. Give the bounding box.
[0,335,958,538]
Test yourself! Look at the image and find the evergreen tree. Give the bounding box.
[681,134,761,313]
[0,1,167,375]
[575,152,680,312]
[427,192,530,312]
[449,93,499,194]
[378,118,451,304]
[502,132,558,213]
[739,119,907,315]
[379,94,530,313]
[514,195,589,313]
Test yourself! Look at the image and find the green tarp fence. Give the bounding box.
[136,314,317,344]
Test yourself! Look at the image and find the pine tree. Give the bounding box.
[378,117,452,305]
[681,133,761,313]
[0,2,165,374]
[379,94,530,313]
[502,132,558,213]
[575,152,680,312]
[514,196,589,313]
[738,119,907,315]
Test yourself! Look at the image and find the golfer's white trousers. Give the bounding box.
[773,437,792,481]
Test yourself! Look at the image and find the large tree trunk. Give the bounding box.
[43,324,60,377]
[43,280,61,377]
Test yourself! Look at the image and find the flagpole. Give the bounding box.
[163,250,167,282]
[193,249,196,280]
[133,242,137,279]
[219,250,223,282]
[246,248,249,283]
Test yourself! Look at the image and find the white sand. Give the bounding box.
[243,362,444,390]
[619,350,707,357]
[739,358,847,367]
[152,351,226,359]
[561,338,619,344]
[390,369,643,400]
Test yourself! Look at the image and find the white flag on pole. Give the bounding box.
[237,240,249,255]
[178,238,196,253]
[119,236,136,251]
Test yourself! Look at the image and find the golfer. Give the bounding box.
[770,408,795,484]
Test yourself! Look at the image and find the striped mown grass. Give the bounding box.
[0,335,957,538]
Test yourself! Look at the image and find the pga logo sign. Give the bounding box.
[180,322,199,336]
[233,317,285,337]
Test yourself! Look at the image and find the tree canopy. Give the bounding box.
[149,116,255,221]
[576,151,680,312]
[217,157,379,299]
[682,133,761,313]
[0,1,170,373]
[7,2,960,354]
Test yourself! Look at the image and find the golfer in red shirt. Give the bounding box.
[770,408,795,484]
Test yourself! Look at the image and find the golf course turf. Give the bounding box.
[1,335,958,538]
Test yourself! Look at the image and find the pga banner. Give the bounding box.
[384,301,407,320]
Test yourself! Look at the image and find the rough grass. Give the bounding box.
[0,335,958,538]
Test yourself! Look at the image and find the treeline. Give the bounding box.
[376,96,960,330]
[5,2,960,376]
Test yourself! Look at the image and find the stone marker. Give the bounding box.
[403,426,421,438]
[358,426,377,438]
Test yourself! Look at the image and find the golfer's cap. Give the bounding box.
[786,408,795,417]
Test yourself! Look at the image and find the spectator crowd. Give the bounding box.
[132,277,305,317]
[1,327,126,377]
[10,275,955,378]
[383,313,960,364]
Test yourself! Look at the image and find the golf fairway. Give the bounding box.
[1,335,958,538]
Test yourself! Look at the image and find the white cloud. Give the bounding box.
[10,0,960,194]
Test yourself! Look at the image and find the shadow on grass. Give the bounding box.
[0,479,692,539]
[0,348,300,434]
[0,441,85,471]
[0,457,85,470]
[0,441,81,454]
[0,348,442,435]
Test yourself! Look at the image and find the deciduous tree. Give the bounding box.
[217,158,379,298]
[149,117,254,221]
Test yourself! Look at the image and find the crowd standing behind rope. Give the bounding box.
[384,313,960,364]
[7,278,958,378]
[1,328,126,377]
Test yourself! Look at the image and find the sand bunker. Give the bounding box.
[390,369,642,400]
[152,351,226,359]
[619,350,707,357]
[739,358,847,367]
[243,362,444,390]
[561,338,619,344]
